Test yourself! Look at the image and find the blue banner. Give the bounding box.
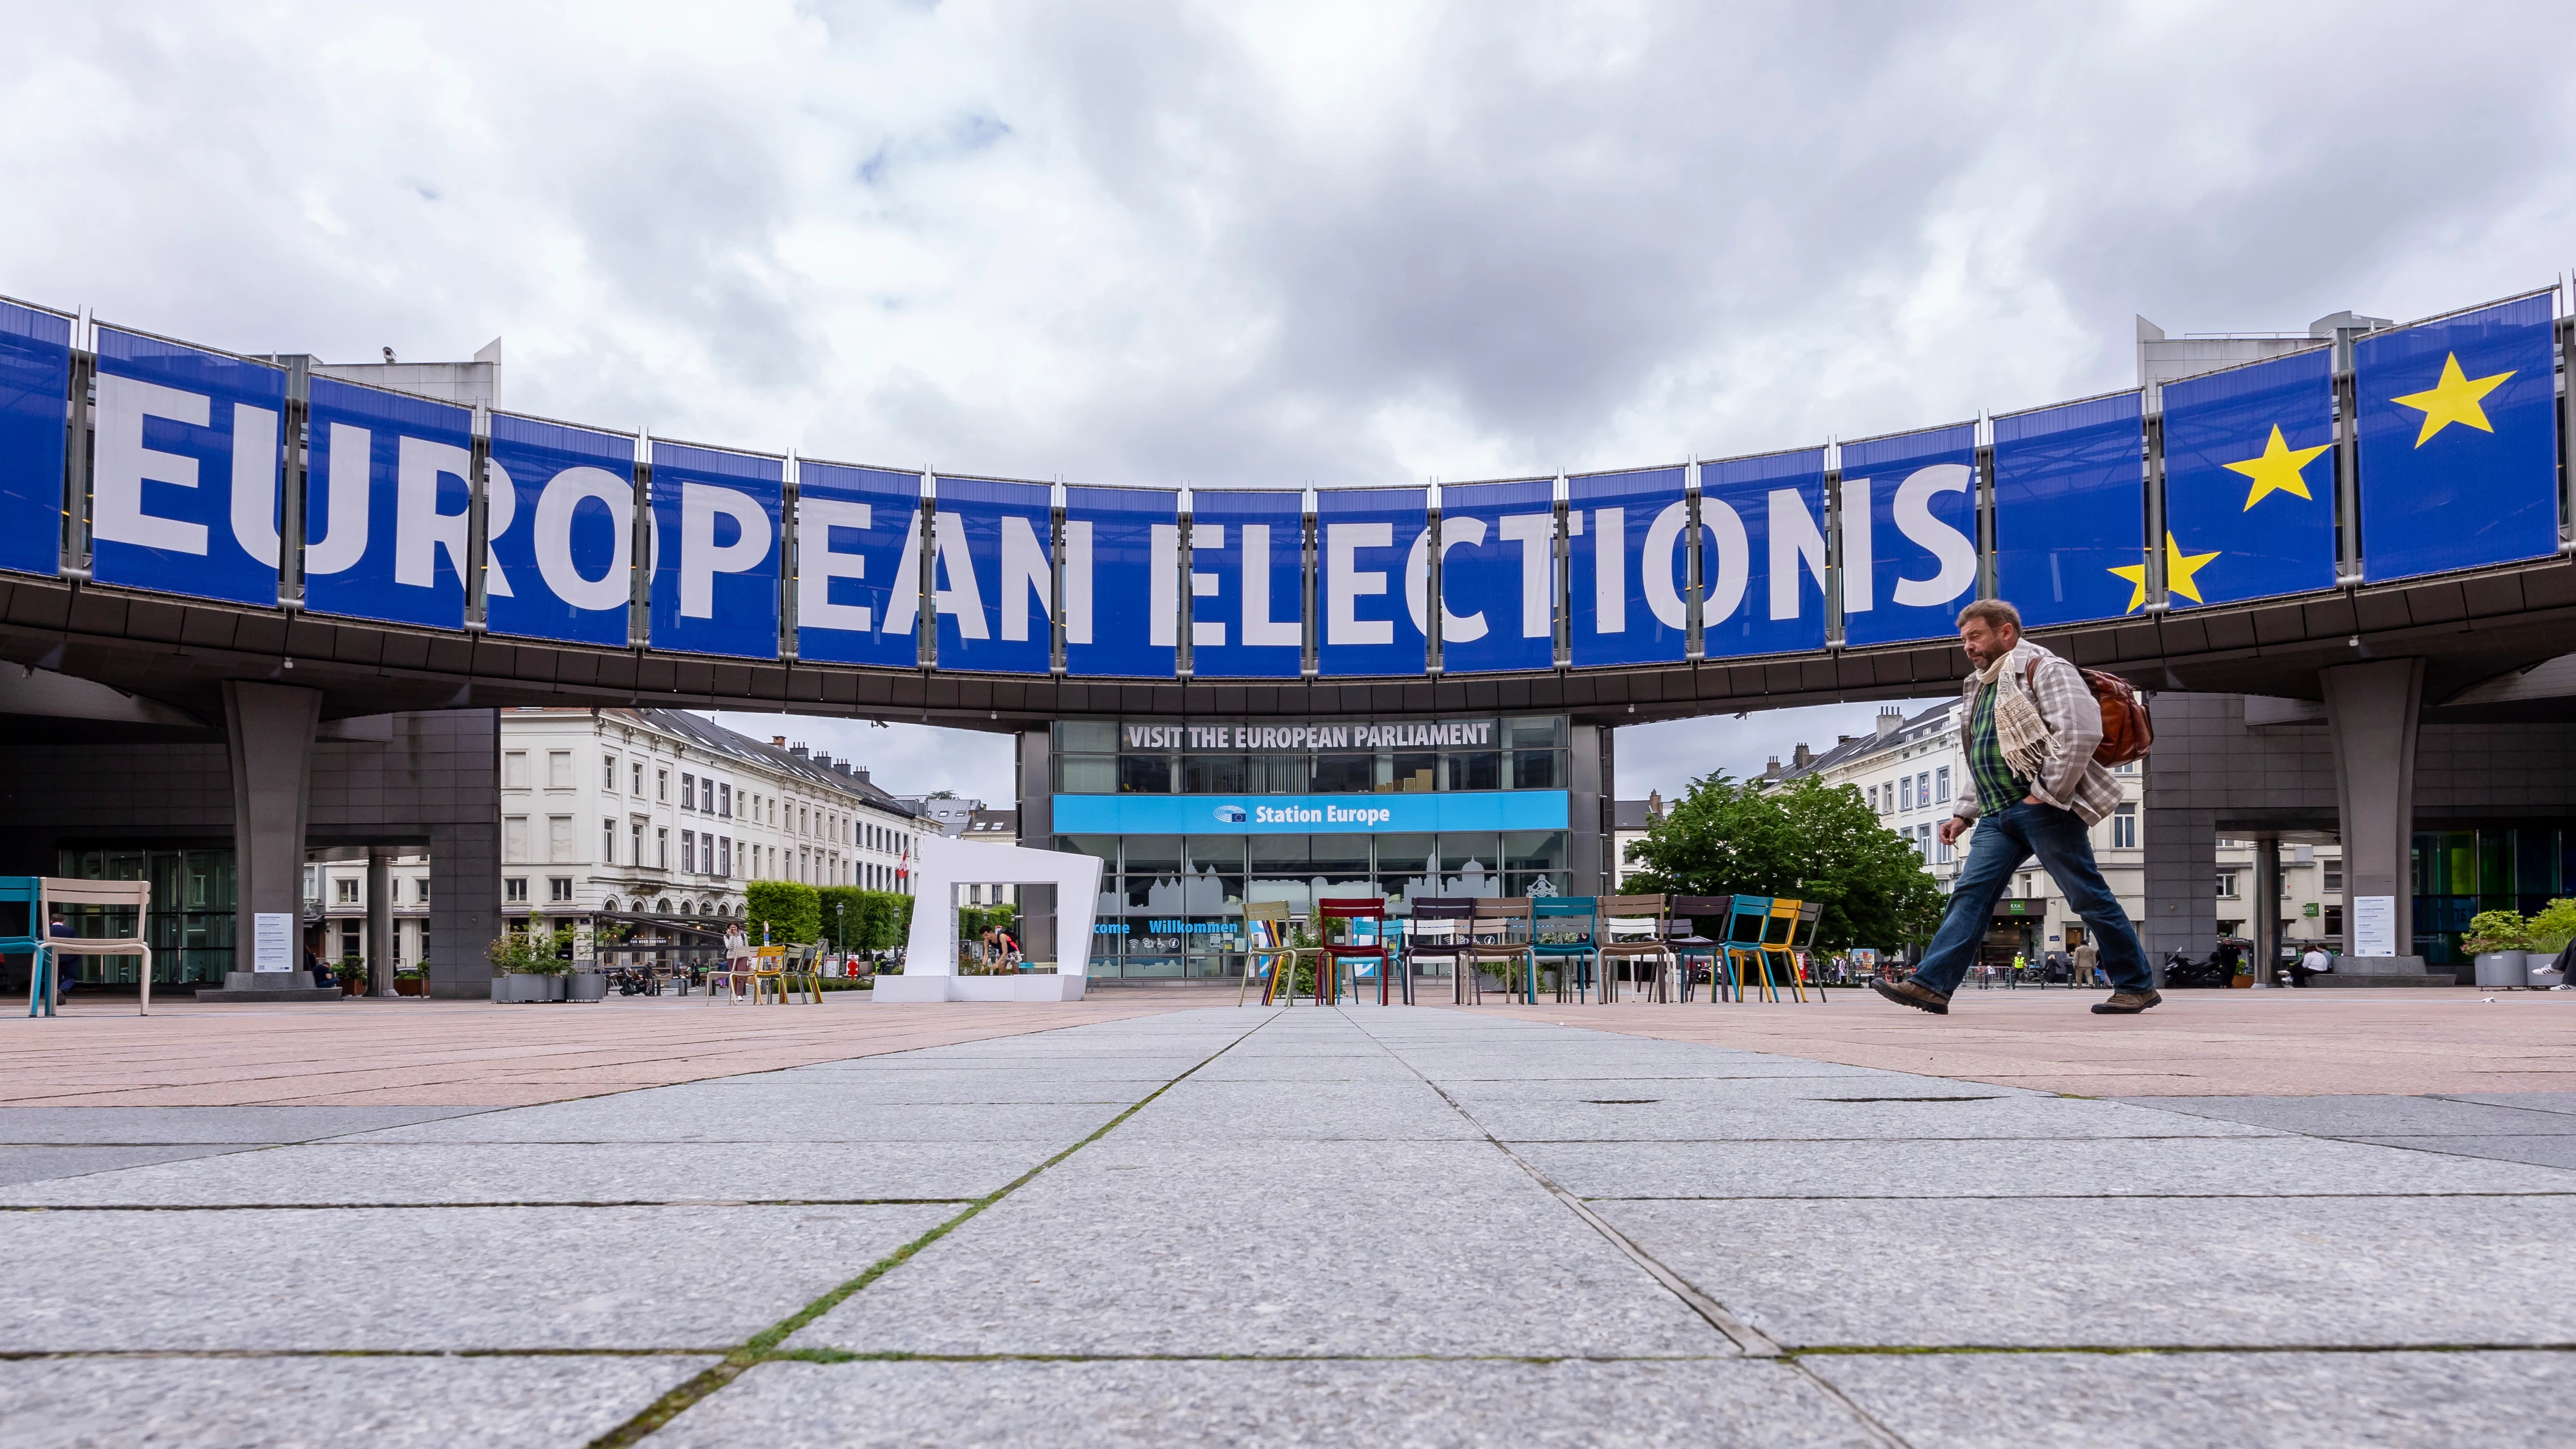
[1991,392,2143,629]
[2357,293,2560,583]
[648,441,781,659]
[2160,347,2336,610]
[1698,447,1829,660]
[1053,789,1569,836]
[0,300,70,578]
[1062,485,1177,678]
[301,377,475,630]
[1317,486,1428,677]
[89,327,286,607]
[929,475,1053,674]
[1570,466,1689,668]
[485,413,635,647]
[1187,489,1306,679]
[794,460,921,668]
[1838,424,1979,648]
[1435,477,1557,674]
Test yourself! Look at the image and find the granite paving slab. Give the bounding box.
[4,1203,950,1351]
[335,1093,1131,1144]
[2121,1094,2576,1137]
[2343,1134,2576,1170]
[1463,1093,2278,1143]
[0,1143,244,1187]
[1520,1132,2576,1200]
[0,1105,493,1143]
[1600,1195,2576,1348]
[657,1358,1882,1449]
[1812,1348,2576,1448]
[1104,1078,1488,1142]
[1,1139,1066,1206]
[789,1138,1720,1358]
[0,1353,719,1449]
[2436,1091,2576,1115]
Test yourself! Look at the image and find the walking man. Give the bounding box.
[1874,600,2162,1016]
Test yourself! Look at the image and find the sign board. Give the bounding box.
[251,912,294,972]
[2352,895,2397,957]
[572,920,595,964]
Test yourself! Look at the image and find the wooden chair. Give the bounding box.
[1667,894,1730,1002]
[1235,900,1300,1006]
[35,878,155,1016]
[1406,898,1475,1000]
[1532,896,1600,1003]
[1315,898,1392,1005]
[1595,894,1673,1002]
[1463,897,1535,1005]
[1721,895,1776,1003]
[1760,897,1809,1003]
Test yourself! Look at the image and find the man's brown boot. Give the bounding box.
[1870,977,1951,1016]
[2090,989,2164,1015]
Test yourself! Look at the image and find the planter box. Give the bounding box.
[490,973,565,1003]
[566,972,608,1002]
[2474,952,2530,989]
[394,977,426,996]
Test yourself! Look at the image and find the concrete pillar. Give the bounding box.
[2251,832,2281,985]
[366,848,395,997]
[1015,729,1057,967]
[221,681,321,991]
[2141,805,2217,976]
[2321,658,2424,968]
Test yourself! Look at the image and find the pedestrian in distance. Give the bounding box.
[2075,938,2103,988]
[1873,599,2163,1017]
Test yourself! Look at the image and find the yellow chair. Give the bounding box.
[1759,897,1808,1003]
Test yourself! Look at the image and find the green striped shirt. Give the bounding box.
[1969,681,2030,814]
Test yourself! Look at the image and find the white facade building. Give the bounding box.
[495,708,920,922]
[302,853,433,969]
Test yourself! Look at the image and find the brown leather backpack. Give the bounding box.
[2024,657,2154,766]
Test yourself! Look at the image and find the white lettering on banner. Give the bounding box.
[928,511,988,638]
[999,514,1051,642]
[678,483,773,619]
[1640,500,1689,630]
[229,403,280,567]
[1890,463,1976,607]
[304,423,371,575]
[1436,515,1488,642]
[1062,519,1093,644]
[1592,507,1625,632]
[1185,523,1222,647]
[1498,512,1555,638]
[533,468,628,610]
[1148,522,1181,648]
[1238,523,1300,647]
[796,497,872,632]
[880,507,926,635]
[1326,522,1392,646]
[1698,498,1750,626]
[1839,477,1875,615]
[1770,488,1827,620]
[1252,803,1392,826]
[1121,719,1494,750]
[394,435,473,589]
[479,459,519,598]
[91,374,210,555]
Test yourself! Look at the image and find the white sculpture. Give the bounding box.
[876,835,1101,1002]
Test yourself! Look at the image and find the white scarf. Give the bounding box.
[1977,648,2057,780]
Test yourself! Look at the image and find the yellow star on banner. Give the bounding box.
[2390,352,2512,446]
[2109,532,2222,614]
[2221,425,2330,511]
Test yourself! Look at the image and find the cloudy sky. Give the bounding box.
[8,1,2569,801]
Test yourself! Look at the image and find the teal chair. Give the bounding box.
[1532,896,1600,1004]
[1721,895,1779,1003]
[3,877,45,1018]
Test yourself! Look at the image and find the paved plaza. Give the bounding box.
[6,992,2575,1446]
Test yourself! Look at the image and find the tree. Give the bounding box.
[744,881,821,945]
[1621,772,1946,951]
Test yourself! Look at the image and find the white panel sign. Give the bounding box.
[2352,895,2397,958]
[253,912,294,973]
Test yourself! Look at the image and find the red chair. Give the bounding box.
[1315,897,1396,1005]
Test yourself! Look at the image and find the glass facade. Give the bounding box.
[53,847,237,985]
[1054,716,1579,980]
[2412,826,2575,965]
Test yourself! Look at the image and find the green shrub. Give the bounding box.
[2463,909,2532,954]
[2527,899,2576,955]
[486,914,573,976]
[744,882,822,946]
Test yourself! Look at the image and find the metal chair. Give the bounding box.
[3,877,46,1017]
[1532,896,1600,1003]
[1315,897,1393,1005]
[1791,901,1827,1002]
[34,878,155,1016]
[1760,897,1809,1003]
[1667,894,1730,1002]
[1407,898,1473,1000]
[1595,894,1673,1002]
[1235,900,1300,1006]
[1463,897,1536,1004]
[1721,895,1777,1003]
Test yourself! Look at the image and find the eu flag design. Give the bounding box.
[1991,391,2144,629]
[2154,345,2336,610]
[2356,292,2558,583]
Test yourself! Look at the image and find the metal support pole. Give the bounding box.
[916,473,939,668]
[1823,461,1846,647]
[279,355,309,609]
[2333,333,2363,584]
[630,433,653,647]
[464,407,491,630]
[58,334,94,575]
[2143,411,2168,606]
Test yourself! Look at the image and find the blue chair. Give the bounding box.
[1721,895,1778,1003]
[3,877,46,1018]
[1532,896,1600,1004]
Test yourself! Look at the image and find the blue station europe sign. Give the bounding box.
[1051,790,1570,836]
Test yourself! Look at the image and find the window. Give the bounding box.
[719,782,732,818]
[503,815,529,862]
[546,750,571,789]
[719,836,732,877]
[1935,766,1950,803]
[2111,802,2137,849]
[657,768,669,801]
[335,878,358,905]
[548,877,573,903]
[1867,785,1879,813]
[548,815,574,864]
[2324,864,2343,892]
[604,754,620,791]
[2216,870,2241,898]
[656,827,669,869]
[682,773,697,811]
[682,831,697,873]
[630,819,645,866]
[415,878,430,903]
[1936,836,1953,865]
[633,760,646,794]
[2325,904,2344,937]
[1900,777,1914,811]
[502,750,529,789]
[505,877,528,904]
[1917,771,1930,808]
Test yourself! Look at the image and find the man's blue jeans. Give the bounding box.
[1912,802,2154,997]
